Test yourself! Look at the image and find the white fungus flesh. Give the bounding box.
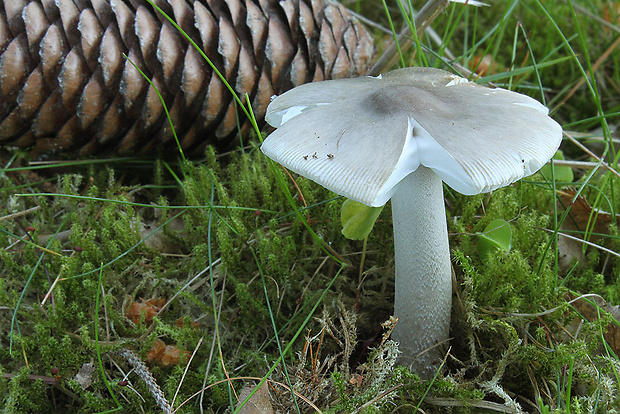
[261,67,563,207]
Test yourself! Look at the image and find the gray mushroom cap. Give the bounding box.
[261,67,563,207]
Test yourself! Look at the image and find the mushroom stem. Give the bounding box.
[391,165,451,378]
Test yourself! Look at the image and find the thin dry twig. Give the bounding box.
[351,384,404,414]
[200,268,228,412]
[553,35,620,110]
[174,376,323,413]
[172,337,203,409]
[560,0,620,35]
[155,259,221,318]
[563,131,620,179]
[0,206,41,223]
[369,0,451,75]
[481,293,606,318]
[280,164,308,210]
[552,230,620,258]
[424,396,523,413]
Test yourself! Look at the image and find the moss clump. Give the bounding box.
[2,1,620,411]
[1,143,619,412]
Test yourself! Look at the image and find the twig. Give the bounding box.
[424,396,523,413]
[172,337,203,409]
[369,0,451,76]
[553,230,620,258]
[200,268,227,412]
[480,293,606,318]
[0,206,41,223]
[550,159,610,170]
[553,34,620,110]
[349,8,457,61]
[175,376,323,413]
[351,384,404,414]
[563,131,620,179]
[155,258,222,317]
[560,0,620,35]
[2,373,59,385]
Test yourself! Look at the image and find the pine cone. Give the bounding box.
[0,0,374,157]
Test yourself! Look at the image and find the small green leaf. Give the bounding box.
[341,199,384,240]
[477,219,512,261]
[539,150,574,184]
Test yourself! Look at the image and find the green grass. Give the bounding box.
[2,0,620,412]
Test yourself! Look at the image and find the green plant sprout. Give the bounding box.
[540,150,575,184]
[340,199,385,241]
[477,219,513,261]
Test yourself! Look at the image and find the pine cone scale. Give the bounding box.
[79,10,105,72]
[19,67,46,119]
[245,1,268,59]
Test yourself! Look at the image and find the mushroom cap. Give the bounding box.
[261,67,563,207]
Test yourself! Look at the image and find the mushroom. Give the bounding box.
[260,67,562,377]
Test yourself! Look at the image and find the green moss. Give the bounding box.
[3,2,620,411]
[4,368,52,412]
[2,141,619,412]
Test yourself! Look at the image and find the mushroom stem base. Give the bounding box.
[391,165,452,378]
